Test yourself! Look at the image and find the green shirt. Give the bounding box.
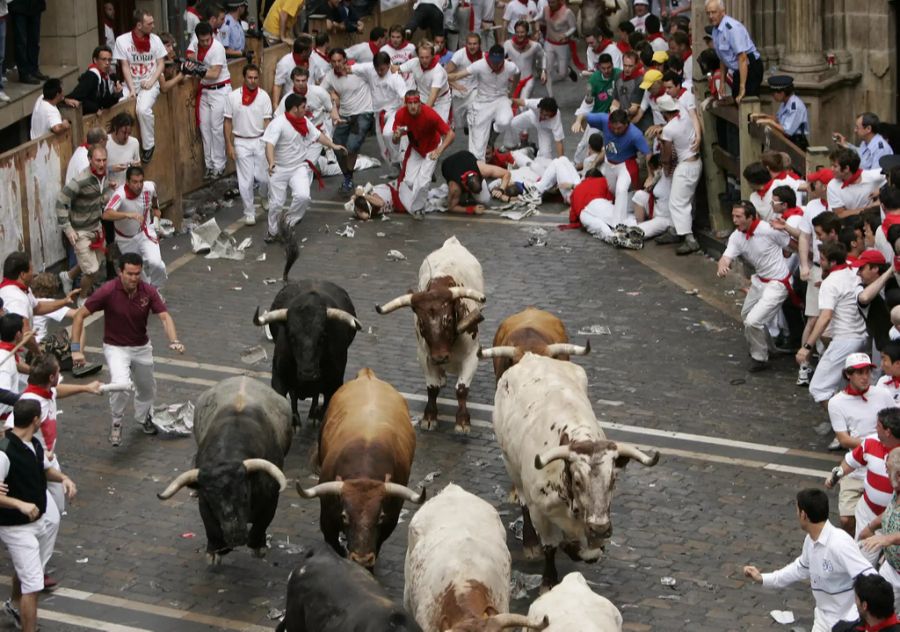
[589,68,621,114]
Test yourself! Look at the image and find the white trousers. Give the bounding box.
[434,99,452,125]
[0,495,59,594]
[580,199,617,239]
[510,110,558,159]
[670,159,702,235]
[741,277,788,362]
[537,156,580,203]
[880,560,900,614]
[133,84,160,150]
[199,87,228,172]
[115,233,167,289]
[634,189,672,239]
[543,41,571,97]
[601,160,633,226]
[268,165,313,235]
[468,98,513,160]
[234,137,269,219]
[810,336,870,403]
[452,90,476,132]
[103,342,156,426]
[376,110,405,165]
[399,150,437,213]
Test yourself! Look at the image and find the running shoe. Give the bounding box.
[109,421,123,447]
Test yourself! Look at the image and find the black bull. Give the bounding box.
[252,280,361,427]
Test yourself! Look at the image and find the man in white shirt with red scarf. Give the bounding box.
[187,22,231,180]
[399,40,452,123]
[446,33,483,132]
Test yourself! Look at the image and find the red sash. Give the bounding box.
[547,38,586,71]
[758,273,803,307]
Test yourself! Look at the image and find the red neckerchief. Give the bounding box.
[0,279,27,293]
[757,178,777,198]
[829,263,850,275]
[621,63,644,82]
[845,384,870,401]
[421,55,439,71]
[197,43,211,63]
[593,38,614,54]
[682,49,692,62]
[0,341,19,363]
[132,28,151,54]
[79,142,89,149]
[842,169,863,188]
[616,40,631,54]
[285,111,310,136]
[91,168,106,180]
[465,48,483,63]
[187,6,202,18]
[868,614,900,631]
[88,63,109,80]
[242,85,258,106]
[647,32,666,42]
[743,218,761,239]
[517,0,528,4]
[512,36,529,51]
[23,384,53,401]
[882,212,900,236]
[103,16,115,30]
[368,41,380,56]
[546,1,567,20]
[386,41,410,52]
[314,48,329,61]
[124,185,141,200]
[292,52,308,68]
[781,207,803,220]
[773,170,801,181]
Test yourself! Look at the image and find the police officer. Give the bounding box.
[219,0,247,58]
[835,113,895,171]
[705,0,763,104]
[750,75,810,150]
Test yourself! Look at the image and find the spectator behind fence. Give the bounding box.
[64,46,123,115]
[262,0,305,45]
[101,1,116,48]
[220,1,247,58]
[9,0,47,85]
[835,113,895,172]
[158,32,186,94]
[320,0,362,34]
[705,0,762,104]
[184,0,201,41]
[64,127,106,185]
[630,0,651,33]
[29,80,69,141]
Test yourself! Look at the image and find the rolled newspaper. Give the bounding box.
[100,382,134,393]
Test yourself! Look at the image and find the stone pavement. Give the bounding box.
[1,82,850,632]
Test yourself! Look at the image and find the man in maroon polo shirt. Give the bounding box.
[69,252,185,447]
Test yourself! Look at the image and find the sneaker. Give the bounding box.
[613,223,628,236]
[655,230,682,245]
[828,437,842,451]
[109,422,123,447]
[203,169,213,181]
[0,91,10,104]
[42,574,58,592]
[142,413,158,435]
[340,178,354,194]
[263,232,277,244]
[4,599,20,629]
[33,70,49,81]
[675,235,701,255]
[796,364,813,386]
[613,234,643,250]
[58,270,73,294]
[71,362,102,378]
[626,226,645,241]
[244,216,256,226]
[568,67,578,82]
[141,147,155,163]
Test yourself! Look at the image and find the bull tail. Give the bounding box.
[280,218,300,282]
[307,442,321,477]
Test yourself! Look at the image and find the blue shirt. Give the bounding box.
[712,15,759,71]
[853,134,894,171]
[219,14,245,52]
[585,113,650,162]
[439,49,453,66]
[776,94,809,137]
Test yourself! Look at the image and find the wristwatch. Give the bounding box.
[802,343,813,351]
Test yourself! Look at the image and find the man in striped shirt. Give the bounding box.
[827,407,900,564]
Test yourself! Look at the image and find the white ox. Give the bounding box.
[404,483,548,632]
[376,236,486,433]
[493,353,659,588]
[527,572,623,631]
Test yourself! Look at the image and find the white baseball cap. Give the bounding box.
[656,94,679,112]
[634,0,650,4]
[844,353,876,371]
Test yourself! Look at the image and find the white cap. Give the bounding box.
[656,94,679,112]
[634,0,650,4]
[844,353,876,371]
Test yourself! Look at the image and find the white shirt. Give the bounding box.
[639,92,666,126]
[0,285,37,322]
[630,14,648,32]
[381,41,417,87]
[346,41,377,63]
[503,0,538,33]
[106,135,141,187]
[503,40,543,78]
[761,521,874,630]
[262,115,322,171]
[660,112,697,163]
[827,170,885,213]
[449,48,481,93]
[818,266,867,338]
[400,59,451,112]
[522,98,564,142]
[105,182,158,239]
[113,31,167,84]
[466,59,518,103]
[351,63,405,114]
[32,299,68,344]
[876,375,900,405]
[0,350,24,425]
[275,85,332,128]
[587,42,623,71]
[800,198,828,265]
[65,146,90,185]
[104,23,115,49]
[224,87,273,137]
[750,176,802,221]
[828,386,896,478]
[320,71,372,117]
[274,52,299,97]
[723,221,790,281]
[30,97,62,140]
[308,50,331,85]
[187,39,231,86]
[185,10,201,37]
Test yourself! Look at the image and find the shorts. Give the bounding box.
[332,112,375,154]
[805,264,822,317]
[73,228,104,275]
[0,496,60,594]
[838,475,865,517]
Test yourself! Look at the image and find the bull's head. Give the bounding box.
[297,477,426,569]
[442,614,550,632]
[253,302,361,382]
[157,459,288,548]
[534,440,658,551]
[478,340,591,362]
[375,278,486,365]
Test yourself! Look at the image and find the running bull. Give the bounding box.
[493,353,659,588]
[157,377,291,563]
[297,368,425,569]
[478,307,590,381]
[252,279,361,428]
[375,235,486,433]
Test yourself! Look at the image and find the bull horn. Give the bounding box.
[534,446,573,470]
[296,480,344,499]
[253,307,289,326]
[546,339,592,358]
[456,308,484,335]
[243,459,288,492]
[616,443,660,467]
[448,287,487,303]
[375,294,413,314]
[488,614,550,631]
[384,482,427,504]
[157,468,200,500]
[326,308,363,331]
[477,345,517,359]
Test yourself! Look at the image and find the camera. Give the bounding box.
[175,57,209,77]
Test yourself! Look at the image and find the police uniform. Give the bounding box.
[768,75,809,150]
[219,5,246,54]
[854,133,894,171]
[712,14,763,97]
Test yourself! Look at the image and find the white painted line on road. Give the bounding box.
[41,609,153,631]
[764,463,833,478]
[307,201,558,227]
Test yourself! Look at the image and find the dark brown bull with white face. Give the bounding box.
[375,236,485,433]
[297,368,425,569]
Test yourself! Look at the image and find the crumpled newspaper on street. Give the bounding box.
[151,402,195,436]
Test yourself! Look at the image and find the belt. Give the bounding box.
[234,134,263,139]
[681,156,700,163]
[201,81,231,90]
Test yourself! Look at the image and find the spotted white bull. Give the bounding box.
[527,572,622,631]
[493,353,659,588]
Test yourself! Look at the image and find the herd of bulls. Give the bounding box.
[156,236,660,631]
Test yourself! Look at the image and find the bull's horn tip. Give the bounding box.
[584,338,591,353]
[533,454,544,470]
[156,492,166,500]
[648,450,661,466]
[476,346,483,359]
[252,306,261,324]
[374,304,384,314]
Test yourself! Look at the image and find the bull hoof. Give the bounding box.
[523,544,542,560]
[454,422,470,435]
[251,546,269,559]
[421,418,438,431]
[206,552,223,566]
[508,486,519,503]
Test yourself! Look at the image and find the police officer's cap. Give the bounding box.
[767,75,795,91]
[880,154,900,173]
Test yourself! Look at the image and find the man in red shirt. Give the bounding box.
[392,90,455,215]
[69,253,185,447]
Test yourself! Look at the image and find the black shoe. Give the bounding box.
[33,70,49,81]
[72,362,102,378]
[141,413,158,435]
[655,231,682,245]
[19,74,40,85]
[748,359,770,373]
[141,147,155,163]
[264,232,277,244]
[568,67,578,82]
[675,235,700,255]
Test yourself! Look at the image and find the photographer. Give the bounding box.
[187,22,231,180]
